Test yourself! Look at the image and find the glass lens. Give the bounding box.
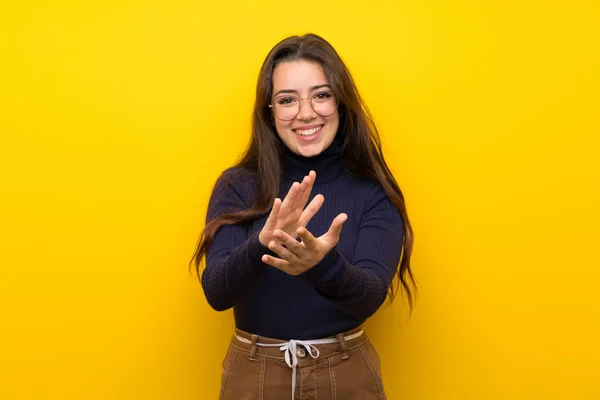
[311,91,337,117]
[273,96,299,120]
[272,92,338,120]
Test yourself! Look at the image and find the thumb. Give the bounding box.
[322,213,348,245]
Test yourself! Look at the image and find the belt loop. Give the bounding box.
[249,334,259,361]
[336,333,349,360]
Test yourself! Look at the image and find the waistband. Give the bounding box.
[231,326,367,400]
[232,325,367,359]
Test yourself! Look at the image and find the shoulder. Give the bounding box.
[209,166,258,207]
[215,166,258,187]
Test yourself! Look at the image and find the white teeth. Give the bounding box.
[295,126,322,136]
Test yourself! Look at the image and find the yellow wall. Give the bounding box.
[1,0,599,399]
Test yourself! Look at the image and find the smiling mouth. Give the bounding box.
[294,125,323,137]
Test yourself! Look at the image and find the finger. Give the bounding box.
[267,240,298,261]
[322,213,348,244]
[290,175,310,217]
[297,173,312,198]
[298,194,324,227]
[261,254,291,271]
[280,182,301,211]
[297,226,318,249]
[263,198,281,230]
[295,170,316,210]
[273,229,304,257]
[259,198,281,246]
[270,198,282,219]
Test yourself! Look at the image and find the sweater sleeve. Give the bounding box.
[201,170,273,311]
[298,185,405,319]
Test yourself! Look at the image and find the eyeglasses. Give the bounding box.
[268,91,339,121]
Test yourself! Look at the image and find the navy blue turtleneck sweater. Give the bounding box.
[201,135,404,340]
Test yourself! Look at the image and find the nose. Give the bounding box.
[297,98,317,121]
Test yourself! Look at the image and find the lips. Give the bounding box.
[292,124,324,143]
[294,125,323,136]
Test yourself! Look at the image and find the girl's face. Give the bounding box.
[271,60,339,157]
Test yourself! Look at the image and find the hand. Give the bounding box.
[259,170,324,247]
[261,212,348,275]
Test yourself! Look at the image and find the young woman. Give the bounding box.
[191,33,416,400]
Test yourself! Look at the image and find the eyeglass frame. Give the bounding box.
[267,92,339,121]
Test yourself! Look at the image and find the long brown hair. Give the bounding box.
[190,33,417,311]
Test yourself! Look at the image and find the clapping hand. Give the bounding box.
[258,171,348,275]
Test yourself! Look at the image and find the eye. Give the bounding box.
[313,91,333,100]
[276,96,298,105]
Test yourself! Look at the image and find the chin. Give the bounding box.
[295,143,326,157]
[299,150,320,157]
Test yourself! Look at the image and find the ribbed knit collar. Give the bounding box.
[282,134,345,183]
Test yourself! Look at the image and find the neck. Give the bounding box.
[282,135,344,183]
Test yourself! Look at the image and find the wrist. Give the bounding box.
[298,247,342,286]
[249,231,278,261]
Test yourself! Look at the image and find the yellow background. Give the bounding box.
[1,0,599,399]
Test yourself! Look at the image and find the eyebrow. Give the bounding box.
[273,84,332,98]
